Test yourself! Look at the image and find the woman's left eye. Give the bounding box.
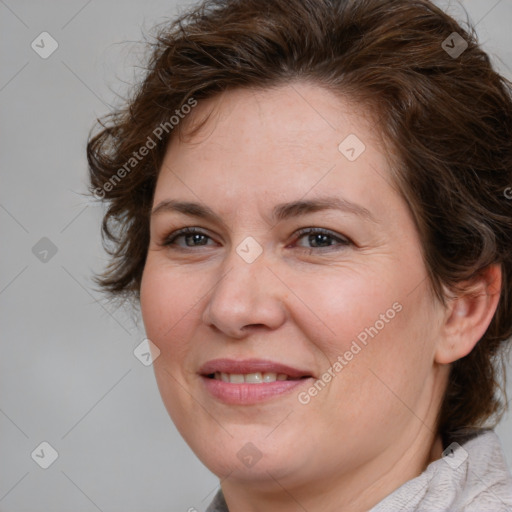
[293,228,351,251]
[161,227,351,252]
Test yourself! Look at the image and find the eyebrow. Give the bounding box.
[151,196,376,224]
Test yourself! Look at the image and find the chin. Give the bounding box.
[189,426,308,482]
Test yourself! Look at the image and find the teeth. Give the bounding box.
[213,372,291,383]
[245,372,262,383]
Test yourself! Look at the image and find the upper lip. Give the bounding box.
[199,358,313,379]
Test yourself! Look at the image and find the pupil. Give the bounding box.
[188,234,206,245]
[311,234,330,247]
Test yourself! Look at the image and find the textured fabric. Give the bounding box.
[205,429,512,512]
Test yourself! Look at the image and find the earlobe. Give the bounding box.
[434,264,502,365]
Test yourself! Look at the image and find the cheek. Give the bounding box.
[288,267,403,358]
[140,261,203,428]
[292,266,434,402]
[140,261,201,357]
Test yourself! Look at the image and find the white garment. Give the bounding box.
[205,429,512,511]
[370,429,512,511]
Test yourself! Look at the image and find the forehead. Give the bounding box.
[174,83,379,159]
[154,82,395,217]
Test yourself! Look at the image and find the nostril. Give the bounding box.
[242,324,266,331]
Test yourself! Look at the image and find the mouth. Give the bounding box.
[198,358,314,404]
[199,358,314,382]
[206,371,311,383]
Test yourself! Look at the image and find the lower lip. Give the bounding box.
[200,376,312,405]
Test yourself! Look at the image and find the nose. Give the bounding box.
[201,246,287,339]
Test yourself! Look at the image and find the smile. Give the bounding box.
[209,372,305,383]
[199,358,314,404]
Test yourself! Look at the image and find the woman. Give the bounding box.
[86,0,512,510]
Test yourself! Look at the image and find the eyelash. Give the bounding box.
[161,227,352,252]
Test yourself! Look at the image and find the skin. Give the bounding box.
[140,82,501,512]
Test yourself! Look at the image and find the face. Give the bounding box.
[140,83,447,493]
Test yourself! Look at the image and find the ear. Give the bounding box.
[435,264,502,365]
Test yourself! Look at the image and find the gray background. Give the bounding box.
[1,1,511,511]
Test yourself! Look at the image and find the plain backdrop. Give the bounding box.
[1,0,511,511]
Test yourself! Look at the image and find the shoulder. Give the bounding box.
[371,429,512,511]
[454,430,512,511]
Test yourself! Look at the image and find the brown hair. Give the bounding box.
[86,0,512,441]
